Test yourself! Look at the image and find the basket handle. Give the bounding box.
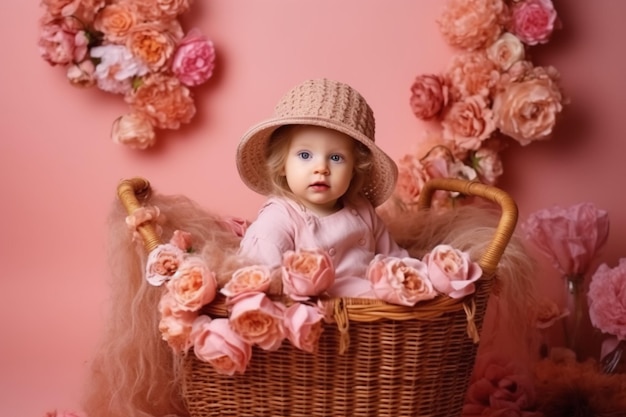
[117,177,162,253]
[416,178,518,278]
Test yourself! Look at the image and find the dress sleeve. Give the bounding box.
[238,200,295,268]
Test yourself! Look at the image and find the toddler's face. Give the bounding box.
[283,125,355,216]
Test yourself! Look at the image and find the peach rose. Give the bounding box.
[229,292,286,351]
[442,95,496,151]
[588,259,626,339]
[191,316,252,375]
[126,22,178,71]
[145,243,186,286]
[125,73,196,130]
[41,0,105,21]
[167,256,217,311]
[367,255,438,306]
[423,244,482,299]
[156,0,193,17]
[510,0,558,45]
[446,51,500,100]
[169,229,193,251]
[66,60,96,88]
[437,0,508,51]
[473,147,503,185]
[493,77,563,145]
[111,112,156,150]
[221,265,272,299]
[487,32,525,71]
[283,302,324,353]
[395,154,430,206]
[534,298,569,329]
[172,28,216,87]
[281,248,335,300]
[409,74,448,120]
[93,3,137,43]
[131,0,192,20]
[158,292,198,352]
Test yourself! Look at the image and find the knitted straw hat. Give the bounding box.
[236,78,398,207]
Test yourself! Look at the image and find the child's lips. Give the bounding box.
[309,182,329,190]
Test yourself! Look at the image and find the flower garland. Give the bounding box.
[37,0,216,150]
[391,0,566,210]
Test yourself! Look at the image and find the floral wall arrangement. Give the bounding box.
[389,0,566,211]
[37,0,216,150]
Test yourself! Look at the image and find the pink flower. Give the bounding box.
[221,265,272,298]
[126,73,196,130]
[111,112,156,150]
[423,244,482,298]
[66,60,96,88]
[38,17,87,66]
[167,256,217,311]
[90,44,149,94]
[158,292,198,352]
[395,154,430,206]
[169,229,193,251]
[493,77,563,145]
[126,22,179,71]
[229,292,286,351]
[283,303,325,353]
[463,353,540,417]
[533,297,569,329]
[409,74,448,120]
[442,95,497,151]
[510,0,558,45]
[446,51,500,100]
[145,243,186,286]
[220,216,251,238]
[93,3,138,43]
[487,32,526,71]
[472,147,503,185]
[523,203,609,277]
[367,255,438,306]
[172,28,216,87]
[588,259,626,340]
[281,249,335,300]
[437,0,508,51]
[191,316,252,375]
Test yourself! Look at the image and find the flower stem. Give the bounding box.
[565,274,584,357]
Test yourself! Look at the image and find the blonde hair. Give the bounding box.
[265,125,372,203]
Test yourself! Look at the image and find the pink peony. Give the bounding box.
[229,292,286,351]
[523,202,609,277]
[90,44,149,94]
[111,112,156,150]
[442,95,497,151]
[438,0,509,51]
[166,256,217,311]
[409,74,448,120]
[510,0,558,45]
[283,303,325,353]
[367,255,438,306]
[221,265,272,298]
[424,244,482,298]
[281,248,335,300]
[145,243,186,286]
[191,316,252,375]
[588,259,626,340]
[172,28,217,87]
[38,17,87,66]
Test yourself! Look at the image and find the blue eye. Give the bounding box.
[330,154,344,162]
[297,151,311,160]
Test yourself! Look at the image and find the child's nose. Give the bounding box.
[314,161,330,175]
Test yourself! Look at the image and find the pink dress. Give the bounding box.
[238,196,408,297]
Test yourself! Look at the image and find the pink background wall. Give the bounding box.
[1,1,625,415]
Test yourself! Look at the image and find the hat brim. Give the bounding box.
[236,116,398,207]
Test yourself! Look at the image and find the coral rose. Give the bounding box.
[510,0,558,45]
[145,243,186,286]
[158,292,198,352]
[281,248,335,300]
[447,51,500,100]
[126,22,178,71]
[172,28,216,87]
[487,32,526,71]
[588,259,626,340]
[493,77,563,145]
[442,95,496,151]
[367,255,437,306]
[191,316,252,375]
[221,265,272,298]
[111,112,156,150]
[438,0,508,51]
[409,74,448,120]
[229,292,286,351]
[424,244,482,298]
[284,303,325,353]
[167,256,217,311]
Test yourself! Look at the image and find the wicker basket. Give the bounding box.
[117,177,518,417]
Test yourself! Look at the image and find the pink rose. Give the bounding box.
[424,244,482,298]
[510,0,558,45]
[533,297,569,329]
[395,154,430,206]
[473,147,503,185]
[442,95,496,151]
[158,292,198,352]
[367,255,438,306]
[409,74,448,120]
[66,60,96,88]
[282,249,335,300]
[229,292,286,351]
[111,112,156,150]
[437,0,508,51]
[221,265,272,298]
[167,256,217,311]
[191,316,252,375]
[487,32,526,71]
[588,259,626,340]
[172,28,217,87]
[284,303,324,353]
[169,229,193,251]
[145,243,186,286]
[493,77,563,145]
[220,215,251,238]
[38,17,86,66]
[446,51,500,100]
